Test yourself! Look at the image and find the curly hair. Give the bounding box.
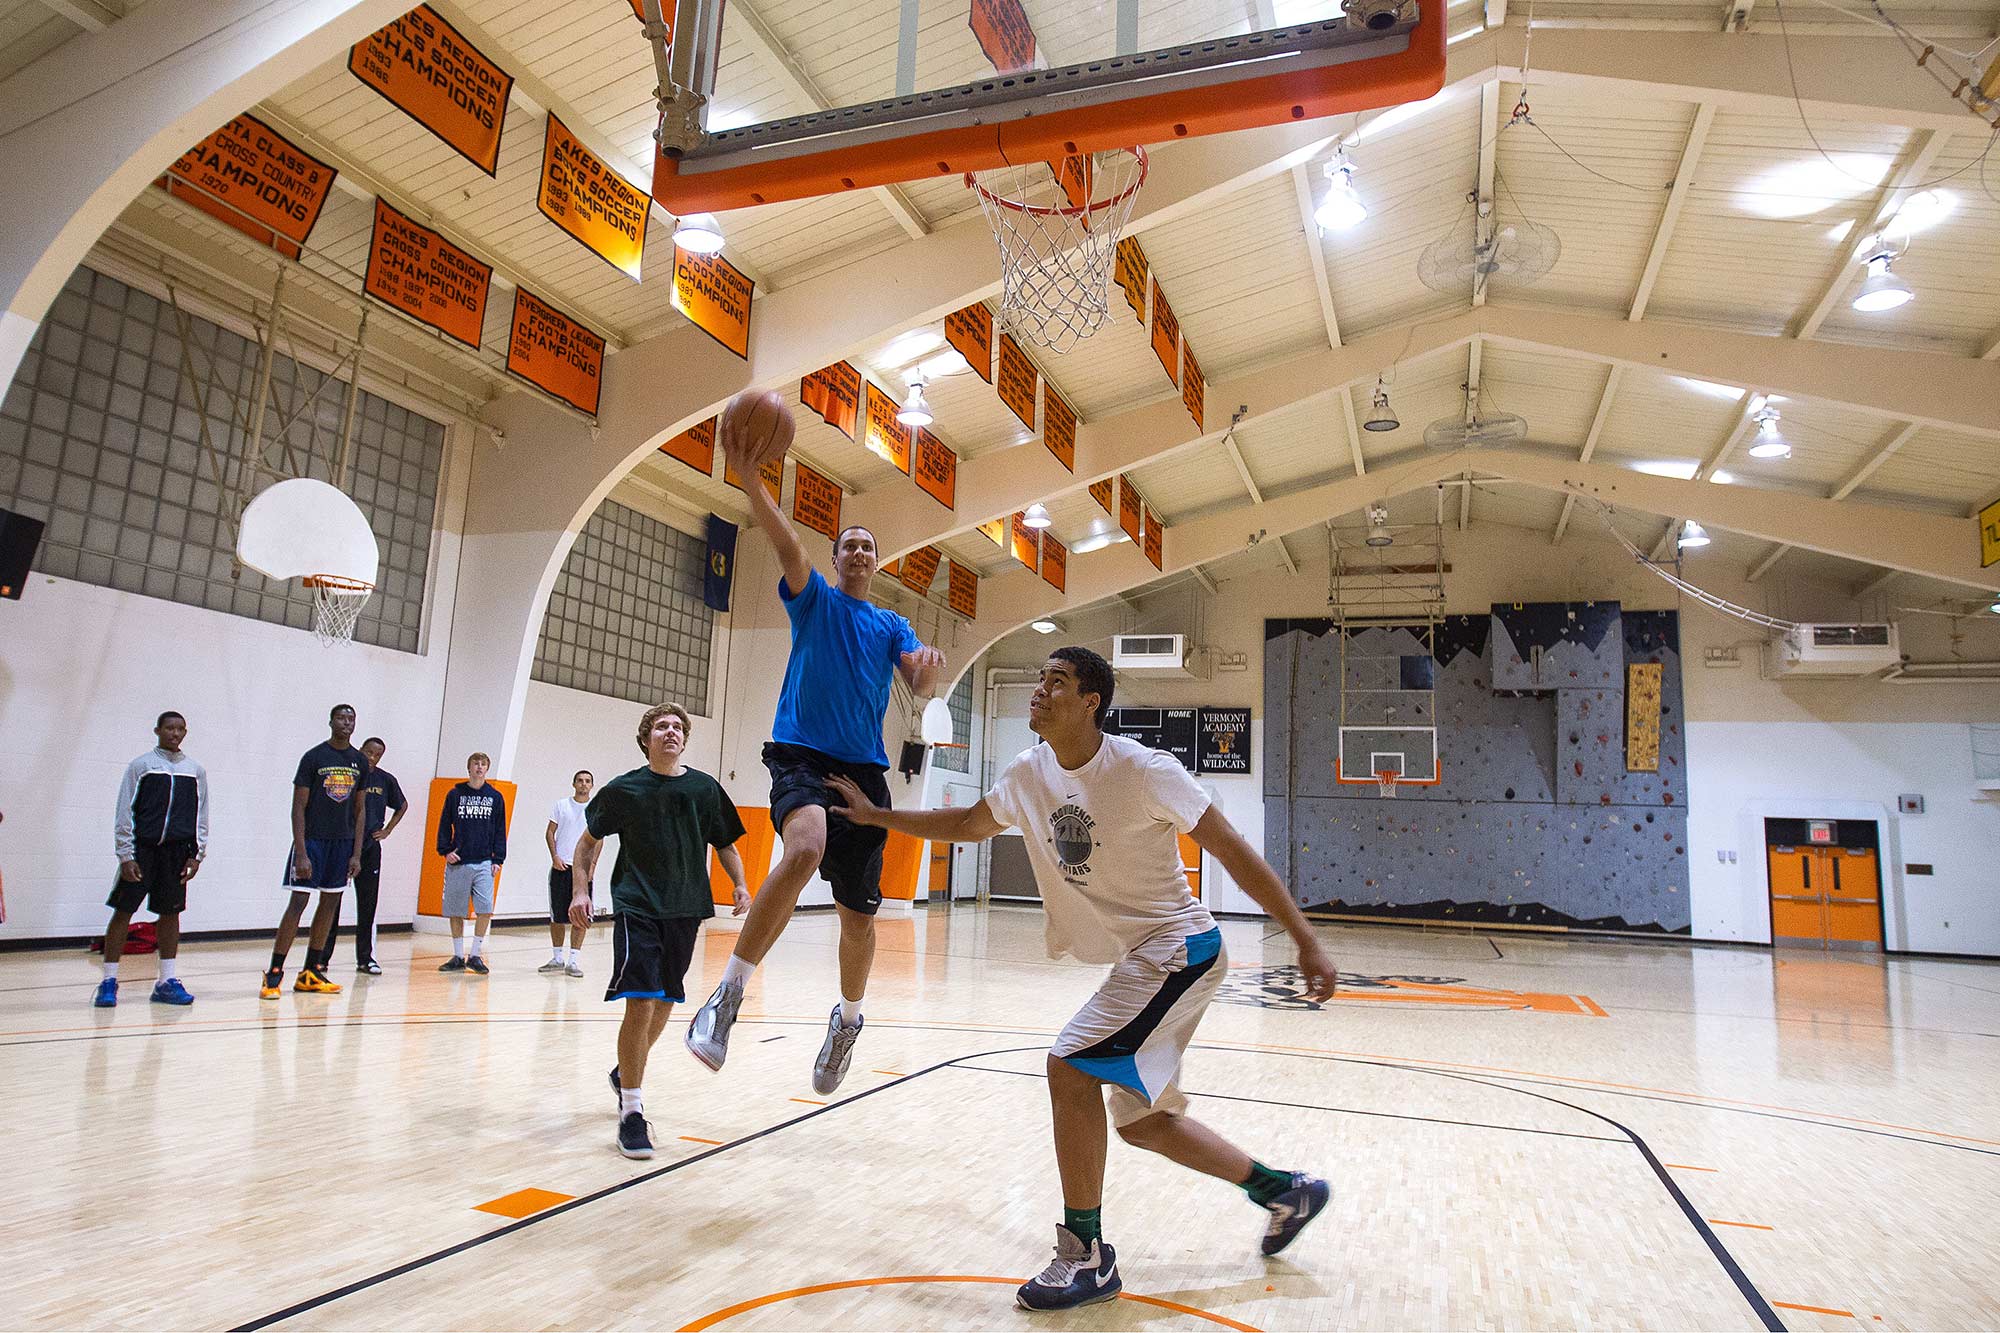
[636,702,692,755]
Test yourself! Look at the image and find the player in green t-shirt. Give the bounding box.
[571,702,748,1160]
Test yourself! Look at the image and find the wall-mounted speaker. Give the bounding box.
[0,508,46,600]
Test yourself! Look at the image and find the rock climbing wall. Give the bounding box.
[1263,606,1691,933]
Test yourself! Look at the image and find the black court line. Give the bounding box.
[1488,936,1504,959]
[759,1034,786,1042]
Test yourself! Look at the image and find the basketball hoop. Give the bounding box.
[1375,770,1400,799]
[304,574,374,647]
[967,148,1147,354]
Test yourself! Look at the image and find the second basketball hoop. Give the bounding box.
[968,148,1147,354]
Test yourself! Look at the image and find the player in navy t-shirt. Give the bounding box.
[260,703,370,998]
[686,390,944,1094]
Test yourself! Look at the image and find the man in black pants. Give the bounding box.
[342,736,407,974]
[96,710,208,1007]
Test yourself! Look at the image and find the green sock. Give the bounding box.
[1063,1206,1102,1246]
[1241,1161,1294,1207]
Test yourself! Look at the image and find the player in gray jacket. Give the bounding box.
[96,711,209,1007]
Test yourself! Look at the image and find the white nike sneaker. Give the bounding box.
[810,1005,863,1095]
[685,979,744,1071]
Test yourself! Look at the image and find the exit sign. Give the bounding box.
[1808,820,1835,844]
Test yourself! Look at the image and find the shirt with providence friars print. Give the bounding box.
[437,783,508,865]
[294,742,371,840]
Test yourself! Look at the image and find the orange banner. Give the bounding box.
[801,361,862,438]
[159,113,336,261]
[880,556,900,577]
[349,5,511,176]
[1118,474,1143,544]
[538,115,649,280]
[363,198,491,350]
[1115,237,1148,325]
[660,416,716,477]
[1054,153,1092,209]
[913,428,956,510]
[997,333,1038,431]
[969,0,1036,73]
[791,461,842,539]
[1010,512,1040,572]
[506,288,604,415]
[1043,387,1076,472]
[945,303,993,383]
[947,560,978,618]
[1181,343,1205,431]
[863,381,912,474]
[978,517,1006,547]
[1089,477,1115,516]
[900,544,941,596]
[724,455,782,504]
[1041,533,1066,591]
[673,243,753,358]
[1150,277,1180,386]
[1144,508,1164,570]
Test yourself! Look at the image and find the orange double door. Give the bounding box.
[1766,843,1883,948]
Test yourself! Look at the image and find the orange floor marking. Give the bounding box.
[677,1275,1260,1331]
[1664,1164,1717,1172]
[790,1097,826,1105]
[871,1069,905,1076]
[1707,1219,1774,1230]
[1773,1301,1856,1317]
[473,1188,574,1219]
[678,1136,723,1145]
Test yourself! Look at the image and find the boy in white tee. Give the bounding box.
[831,646,1338,1313]
[544,770,595,975]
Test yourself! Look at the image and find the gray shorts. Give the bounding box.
[443,860,496,916]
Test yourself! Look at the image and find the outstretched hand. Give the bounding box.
[1296,937,1339,1002]
[826,774,881,825]
[901,645,945,675]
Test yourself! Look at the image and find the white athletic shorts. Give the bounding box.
[1051,926,1225,1127]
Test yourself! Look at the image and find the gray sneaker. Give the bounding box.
[811,1005,863,1095]
[565,960,584,978]
[537,958,567,974]
[685,979,744,1071]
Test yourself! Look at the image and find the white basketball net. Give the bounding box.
[968,148,1147,354]
[306,575,374,647]
[1375,771,1400,799]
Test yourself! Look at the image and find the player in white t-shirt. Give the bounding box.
[831,646,1339,1314]
[543,770,595,976]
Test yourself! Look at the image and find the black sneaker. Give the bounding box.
[466,954,489,975]
[1015,1226,1120,1311]
[617,1111,654,1160]
[438,956,467,972]
[1260,1173,1332,1256]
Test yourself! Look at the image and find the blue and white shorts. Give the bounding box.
[1052,926,1225,1126]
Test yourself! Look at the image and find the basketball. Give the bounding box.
[724,387,795,471]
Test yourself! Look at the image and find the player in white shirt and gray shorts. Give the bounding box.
[831,645,1340,1315]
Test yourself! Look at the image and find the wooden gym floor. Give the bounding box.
[1,905,1995,1331]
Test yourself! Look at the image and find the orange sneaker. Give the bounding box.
[293,968,342,995]
[260,970,282,1000]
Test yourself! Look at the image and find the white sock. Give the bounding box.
[722,955,754,989]
[566,946,580,964]
[452,936,465,958]
[103,961,120,981]
[158,958,178,982]
[470,934,485,957]
[620,1088,642,1116]
[839,997,863,1027]
[550,947,565,963]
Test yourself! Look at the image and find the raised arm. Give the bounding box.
[1188,805,1337,1000]
[719,390,811,596]
[828,774,1005,843]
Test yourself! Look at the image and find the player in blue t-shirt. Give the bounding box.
[687,389,944,1094]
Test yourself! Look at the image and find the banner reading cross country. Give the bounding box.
[673,243,753,358]
[363,198,491,350]
[349,5,512,177]
[506,288,605,416]
[538,115,650,281]
[159,114,337,261]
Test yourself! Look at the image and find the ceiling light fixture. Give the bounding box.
[1022,502,1052,530]
[1677,520,1711,549]
[1071,530,1130,554]
[1746,407,1791,460]
[881,328,946,368]
[1851,252,1914,312]
[1364,503,1394,547]
[1362,378,1399,432]
[1031,618,1061,634]
[897,379,933,428]
[672,212,726,254]
[1314,153,1367,231]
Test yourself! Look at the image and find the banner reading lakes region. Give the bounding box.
[160,113,336,260]
[673,244,753,358]
[913,429,956,509]
[900,544,941,596]
[506,289,605,415]
[538,115,649,280]
[659,416,716,477]
[349,5,512,176]
[863,382,912,474]
[945,303,993,382]
[363,199,491,350]
[947,560,978,618]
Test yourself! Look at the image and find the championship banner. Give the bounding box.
[1114,237,1148,325]
[506,288,605,415]
[978,517,1006,547]
[881,557,901,577]
[969,0,1036,73]
[724,454,782,504]
[1054,153,1091,209]
[349,5,511,176]
[862,382,912,474]
[1040,533,1066,592]
[1089,477,1115,516]
[1150,277,1180,386]
[659,416,716,477]
[1010,512,1040,572]
[997,333,1038,432]
[913,429,957,510]
[159,113,336,261]
[1043,387,1076,472]
[538,115,649,280]
[673,243,753,358]
[1143,508,1164,570]
[1118,474,1143,544]
[791,461,842,539]
[900,544,941,596]
[1181,343,1205,431]
[703,513,737,613]
[945,303,993,383]
[801,361,862,438]
[947,560,978,619]
[363,198,491,350]
[1981,495,2000,567]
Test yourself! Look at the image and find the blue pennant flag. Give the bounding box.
[704,513,737,612]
